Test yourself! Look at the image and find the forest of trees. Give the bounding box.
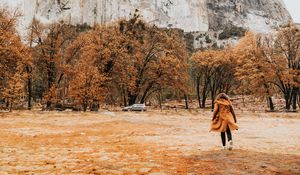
[1,9,300,112]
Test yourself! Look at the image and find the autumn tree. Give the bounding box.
[70,14,189,107]
[68,58,107,111]
[29,19,78,108]
[117,14,189,105]
[0,8,30,110]
[209,50,236,107]
[191,50,215,108]
[235,26,300,112]
[234,32,276,111]
[2,65,25,111]
[273,24,300,111]
[191,49,236,109]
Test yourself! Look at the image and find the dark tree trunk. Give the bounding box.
[184,94,189,109]
[285,93,291,111]
[123,93,127,107]
[158,92,162,110]
[128,93,137,106]
[57,73,64,85]
[292,93,297,112]
[91,102,99,112]
[46,101,51,109]
[263,83,273,111]
[46,62,55,109]
[196,77,202,108]
[140,93,147,104]
[211,96,215,111]
[140,83,154,104]
[26,66,32,110]
[210,81,220,111]
[268,96,275,111]
[201,85,208,108]
[200,75,210,109]
[27,77,32,110]
[297,93,300,109]
[242,92,245,107]
[121,88,127,107]
[201,96,207,109]
[83,102,88,112]
[6,100,9,108]
[46,94,52,109]
[211,90,216,111]
[9,102,12,112]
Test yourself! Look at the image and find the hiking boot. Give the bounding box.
[228,140,233,150]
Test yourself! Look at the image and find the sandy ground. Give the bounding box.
[0,110,300,175]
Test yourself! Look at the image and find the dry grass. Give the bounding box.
[0,110,299,174]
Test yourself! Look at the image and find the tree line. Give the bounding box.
[1,9,300,112]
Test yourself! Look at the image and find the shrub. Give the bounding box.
[205,35,212,43]
[219,25,246,40]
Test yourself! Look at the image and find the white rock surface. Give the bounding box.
[0,0,292,34]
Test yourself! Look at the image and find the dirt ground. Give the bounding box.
[0,110,300,175]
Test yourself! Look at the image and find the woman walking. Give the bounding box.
[210,93,239,150]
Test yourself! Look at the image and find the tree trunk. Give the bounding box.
[128,93,137,106]
[140,83,154,104]
[26,66,32,110]
[91,102,99,112]
[292,93,297,112]
[201,86,208,108]
[46,101,51,109]
[268,96,275,111]
[263,83,273,111]
[201,96,206,109]
[27,77,32,110]
[46,62,55,109]
[83,102,88,112]
[285,94,291,111]
[123,94,127,107]
[201,76,210,109]
[242,91,245,107]
[159,92,162,110]
[121,88,127,107]
[6,99,9,108]
[184,94,189,109]
[9,102,12,112]
[211,97,215,111]
[297,93,300,109]
[196,78,202,108]
[57,73,64,85]
[211,90,216,111]
[140,94,147,104]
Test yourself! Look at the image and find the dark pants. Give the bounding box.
[221,127,232,146]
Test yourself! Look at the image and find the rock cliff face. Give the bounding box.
[206,0,291,32]
[1,0,292,33]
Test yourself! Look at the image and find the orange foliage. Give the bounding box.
[68,58,107,111]
[2,7,299,111]
[0,9,30,110]
[234,32,275,97]
[235,25,300,111]
[67,14,189,107]
[29,19,78,108]
[191,48,236,108]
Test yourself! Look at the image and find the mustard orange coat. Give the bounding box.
[210,99,239,132]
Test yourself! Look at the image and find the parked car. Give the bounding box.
[122,105,132,111]
[122,104,147,111]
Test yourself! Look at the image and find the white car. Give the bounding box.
[122,104,147,111]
